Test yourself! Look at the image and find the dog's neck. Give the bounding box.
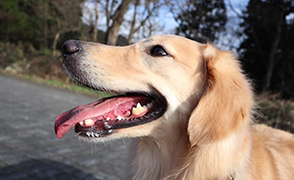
[129,116,251,180]
[129,114,190,180]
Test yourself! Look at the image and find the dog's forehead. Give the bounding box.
[139,35,192,45]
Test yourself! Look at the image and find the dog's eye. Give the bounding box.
[150,45,168,56]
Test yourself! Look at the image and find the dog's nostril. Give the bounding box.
[62,40,80,57]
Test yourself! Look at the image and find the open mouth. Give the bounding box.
[54,92,167,139]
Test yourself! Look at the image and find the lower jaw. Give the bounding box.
[76,129,114,138]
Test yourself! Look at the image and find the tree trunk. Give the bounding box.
[263,8,284,91]
[52,31,60,51]
[93,1,99,42]
[128,0,139,44]
[43,0,48,48]
[127,1,159,44]
[106,0,132,45]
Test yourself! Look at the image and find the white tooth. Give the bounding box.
[117,115,123,120]
[79,121,84,126]
[104,122,111,129]
[86,132,91,136]
[106,117,111,121]
[84,119,94,126]
[94,133,99,137]
[132,103,148,115]
[147,102,153,108]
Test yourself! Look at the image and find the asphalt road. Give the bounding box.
[0,75,129,180]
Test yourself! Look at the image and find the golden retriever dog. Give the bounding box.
[54,35,294,180]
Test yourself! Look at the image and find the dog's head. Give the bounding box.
[55,35,253,145]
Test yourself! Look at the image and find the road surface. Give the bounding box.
[0,75,129,180]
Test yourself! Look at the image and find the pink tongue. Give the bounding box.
[54,96,146,139]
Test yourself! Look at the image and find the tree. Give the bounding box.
[0,0,33,43]
[47,0,85,50]
[239,0,294,95]
[104,0,132,45]
[171,0,227,43]
[0,0,85,50]
[93,1,99,42]
[101,0,161,45]
[127,0,161,44]
[130,14,164,42]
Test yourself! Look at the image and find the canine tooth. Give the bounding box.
[132,103,148,115]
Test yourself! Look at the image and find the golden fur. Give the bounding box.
[67,35,294,179]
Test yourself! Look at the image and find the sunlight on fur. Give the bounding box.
[56,35,294,180]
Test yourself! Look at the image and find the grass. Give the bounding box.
[0,43,110,98]
[42,79,113,98]
[0,69,112,98]
[255,93,294,133]
[45,79,99,95]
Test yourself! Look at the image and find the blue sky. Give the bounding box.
[82,0,249,50]
[83,0,248,34]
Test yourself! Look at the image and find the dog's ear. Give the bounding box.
[188,44,254,146]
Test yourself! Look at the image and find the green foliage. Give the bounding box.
[0,0,85,50]
[0,42,26,69]
[175,0,227,43]
[39,48,52,56]
[0,0,32,42]
[256,94,294,133]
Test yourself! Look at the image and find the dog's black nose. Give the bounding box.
[62,40,81,58]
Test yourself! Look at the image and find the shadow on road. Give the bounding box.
[0,159,99,180]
